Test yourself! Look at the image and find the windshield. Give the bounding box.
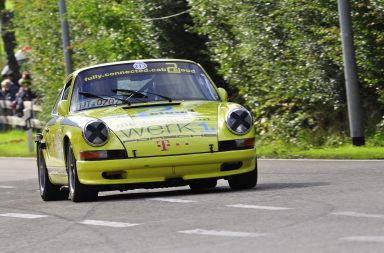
[70,61,220,111]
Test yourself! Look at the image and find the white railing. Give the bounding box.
[0,100,43,129]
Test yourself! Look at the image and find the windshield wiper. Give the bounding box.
[112,89,148,99]
[79,91,141,106]
[114,88,173,102]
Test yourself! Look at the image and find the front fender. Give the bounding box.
[61,124,126,162]
[218,102,255,141]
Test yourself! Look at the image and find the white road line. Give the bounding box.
[80,219,141,228]
[260,158,384,162]
[147,198,196,203]
[0,213,48,219]
[226,204,293,210]
[0,186,15,189]
[340,236,384,243]
[331,211,384,219]
[178,229,271,238]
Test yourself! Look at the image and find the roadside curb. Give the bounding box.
[259,158,384,162]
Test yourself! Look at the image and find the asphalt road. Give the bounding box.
[0,158,383,253]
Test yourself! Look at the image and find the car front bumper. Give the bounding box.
[76,149,256,185]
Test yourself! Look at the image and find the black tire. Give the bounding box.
[37,144,68,201]
[228,166,258,191]
[189,179,217,191]
[67,145,98,202]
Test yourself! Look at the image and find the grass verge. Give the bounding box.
[257,143,384,159]
[0,130,36,157]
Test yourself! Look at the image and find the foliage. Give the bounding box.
[13,0,70,122]
[141,0,241,101]
[12,0,159,122]
[67,0,158,65]
[1,0,21,81]
[189,0,384,145]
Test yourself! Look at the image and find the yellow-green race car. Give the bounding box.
[36,59,257,202]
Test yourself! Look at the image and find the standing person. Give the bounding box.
[1,79,14,123]
[15,72,34,117]
[17,79,34,101]
[18,71,31,87]
[14,92,24,117]
[1,80,11,130]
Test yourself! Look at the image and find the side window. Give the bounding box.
[62,79,72,100]
[52,79,72,115]
[51,89,64,115]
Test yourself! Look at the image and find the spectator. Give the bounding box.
[17,78,34,101]
[15,73,35,117]
[0,79,12,100]
[18,71,31,87]
[2,75,19,101]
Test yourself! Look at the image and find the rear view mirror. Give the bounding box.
[57,100,69,117]
[217,88,228,102]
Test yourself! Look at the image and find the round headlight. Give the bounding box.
[83,120,109,146]
[225,108,253,135]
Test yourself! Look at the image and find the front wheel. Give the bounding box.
[228,166,258,191]
[67,145,98,202]
[37,144,68,201]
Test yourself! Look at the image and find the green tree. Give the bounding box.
[143,0,238,100]
[12,0,159,121]
[189,0,384,145]
[0,0,20,81]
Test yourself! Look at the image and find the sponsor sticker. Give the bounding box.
[133,61,147,70]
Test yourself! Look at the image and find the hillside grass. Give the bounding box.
[257,143,384,160]
[0,130,36,157]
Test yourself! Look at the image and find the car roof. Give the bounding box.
[70,59,198,77]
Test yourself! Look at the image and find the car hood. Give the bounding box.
[80,101,219,158]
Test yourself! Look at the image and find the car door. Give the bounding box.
[44,78,72,176]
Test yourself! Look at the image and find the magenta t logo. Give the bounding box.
[157,140,170,151]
